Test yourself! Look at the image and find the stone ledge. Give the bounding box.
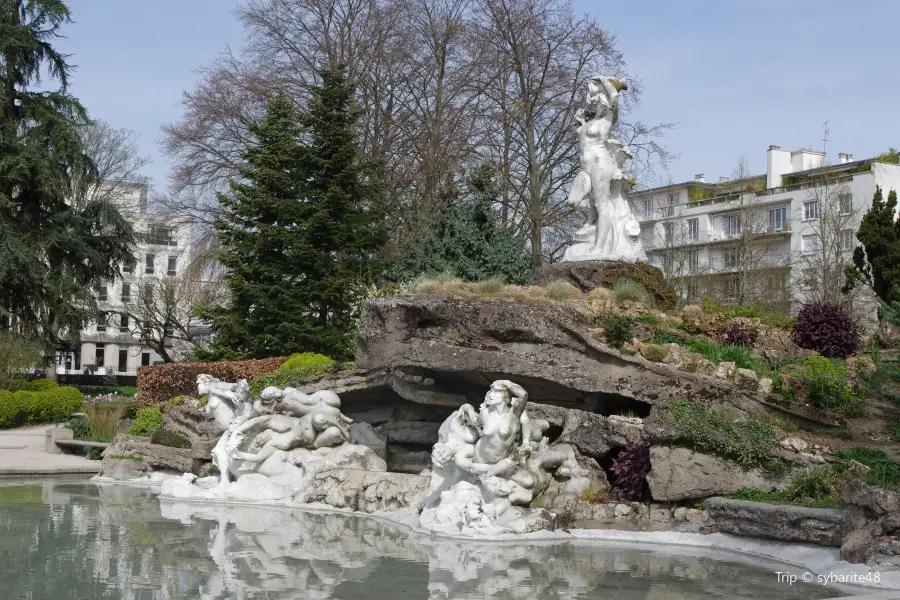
[706,496,844,547]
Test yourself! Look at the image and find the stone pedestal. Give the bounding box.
[44,427,73,454]
[535,260,676,309]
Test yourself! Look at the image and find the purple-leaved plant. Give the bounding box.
[610,444,650,501]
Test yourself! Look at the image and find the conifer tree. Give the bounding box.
[845,185,900,305]
[0,0,133,355]
[204,68,385,360]
[399,161,531,284]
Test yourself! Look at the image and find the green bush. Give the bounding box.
[6,379,59,392]
[612,278,652,305]
[718,345,760,371]
[278,352,335,373]
[642,344,669,362]
[803,355,860,416]
[835,446,900,490]
[635,314,664,327]
[0,386,83,429]
[249,353,341,397]
[64,414,90,440]
[667,398,779,469]
[150,427,191,449]
[784,466,842,502]
[167,395,185,407]
[541,279,581,300]
[601,315,635,348]
[651,331,682,345]
[128,406,162,437]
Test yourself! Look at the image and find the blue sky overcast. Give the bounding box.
[59,0,900,192]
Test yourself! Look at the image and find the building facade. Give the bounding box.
[56,182,199,375]
[631,146,900,313]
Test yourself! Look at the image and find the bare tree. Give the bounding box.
[791,172,861,306]
[158,0,675,264]
[111,245,225,363]
[73,120,151,213]
[708,156,788,307]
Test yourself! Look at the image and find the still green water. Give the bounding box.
[0,478,846,599]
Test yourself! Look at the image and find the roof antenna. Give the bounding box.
[822,121,830,156]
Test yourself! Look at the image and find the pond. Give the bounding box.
[0,477,851,599]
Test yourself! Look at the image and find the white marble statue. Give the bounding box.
[563,75,646,263]
[165,376,384,502]
[419,380,571,535]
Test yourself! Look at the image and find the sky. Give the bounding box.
[58,0,900,193]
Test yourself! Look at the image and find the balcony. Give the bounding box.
[141,233,177,247]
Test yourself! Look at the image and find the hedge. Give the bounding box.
[136,357,288,406]
[0,386,84,429]
[5,379,59,392]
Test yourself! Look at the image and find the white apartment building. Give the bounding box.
[632,146,900,312]
[56,182,198,375]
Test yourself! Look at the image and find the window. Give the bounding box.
[123,257,135,274]
[661,193,676,218]
[143,283,153,299]
[802,234,819,252]
[167,255,177,276]
[96,313,107,333]
[145,254,155,274]
[839,194,852,216]
[723,248,739,268]
[95,343,105,368]
[725,276,740,299]
[164,326,174,337]
[722,215,741,237]
[642,199,652,220]
[120,313,129,330]
[686,279,700,301]
[118,350,128,373]
[688,250,700,272]
[840,229,855,250]
[663,222,674,244]
[769,207,787,231]
[148,225,175,246]
[803,200,819,220]
[98,286,107,302]
[141,352,151,367]
[687,218,699,241]
[121,283,131,303]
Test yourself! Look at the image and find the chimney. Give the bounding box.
[838,153,849,164]
[845,153,854,163]
[694,173,706,183]
[718,176,729,182]
[767,144,791,188]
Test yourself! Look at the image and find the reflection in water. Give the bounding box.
[0,479,843,599]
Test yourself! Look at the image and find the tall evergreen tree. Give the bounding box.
[398,161,532,284]
[204,68,386,360]
[0,0,134,357]
[845,185,900,306]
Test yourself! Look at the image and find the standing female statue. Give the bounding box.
[563,76,645,262]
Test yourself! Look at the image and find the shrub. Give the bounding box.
[278,352,335,373]
[723,320,759,348]
[686,338,720,362]
[667,398,779,469]
[836,446,900,489]
[128,406,162,437]
[802,355,860,416]
[541,279,581,300]
[150,427,191,449]
[791,302,860,358]
[784,466,842,502]
[642,344,669,362]
[600,261,676,310]
[651,331,682,345]
[64,414,90,440]
[84,403,124,443]
[167,395,185,407]
[718,345,760,371]
[136,357,288,405]
[0,332,44,390]
[0,386,83,429]
[612,278,652,306]
[610,444,650,501]
[601,315,635,348]
[475,277,506,295]
[635,314,664,327]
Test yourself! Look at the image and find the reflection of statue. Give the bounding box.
[563,75,646,263]
[420,380,572,534]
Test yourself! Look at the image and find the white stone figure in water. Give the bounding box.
[420,380,567,534]
[196,374,252,487]
[563,75,646,263]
